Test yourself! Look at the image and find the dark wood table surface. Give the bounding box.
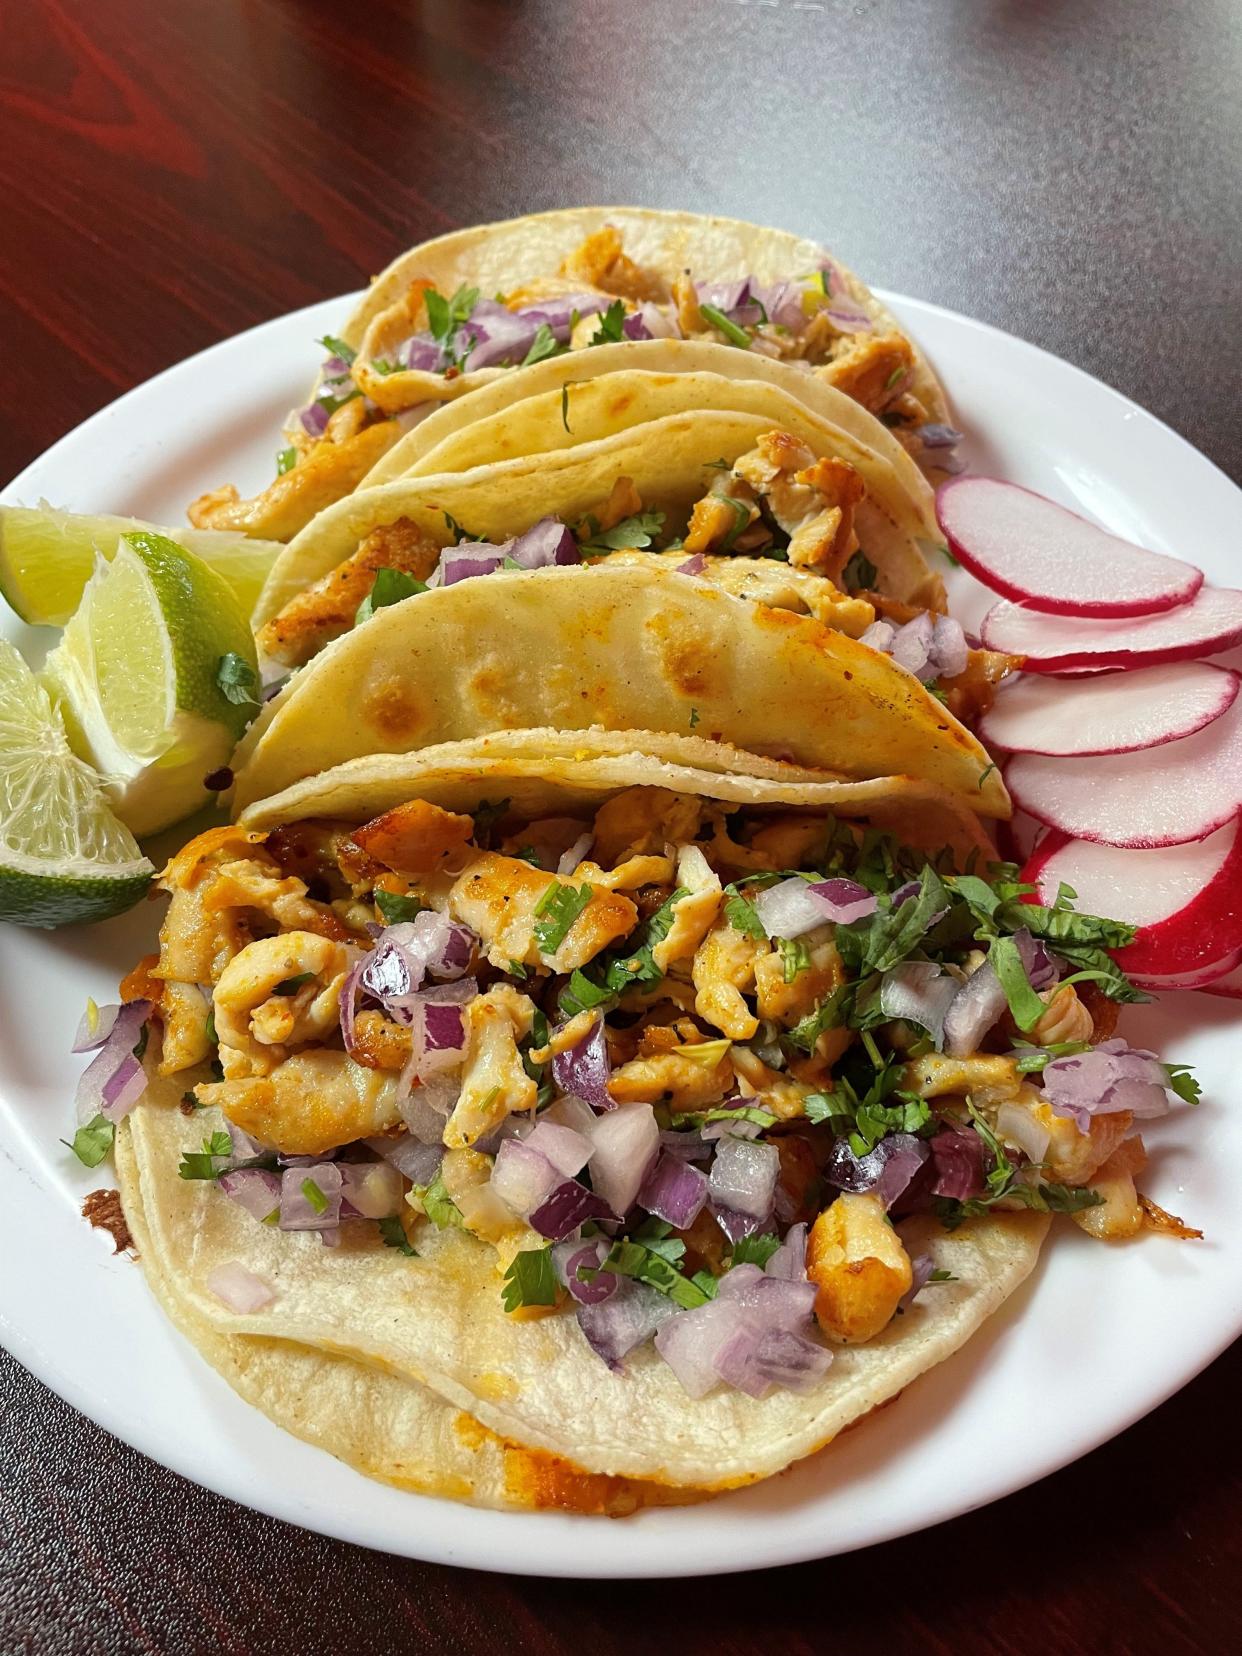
[3,0,1241,1650]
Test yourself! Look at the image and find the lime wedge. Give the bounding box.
[0,503,282,627]
[0,640,153,927]
[42,531,260,836]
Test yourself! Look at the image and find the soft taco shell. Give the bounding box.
[234,727,999,870]
[364,360,943,609]
[125,1099,1047,1490]
[360,337,938,539]
[116,1094,697,1514]
[335,206,950,432]
[235,564,1007,817]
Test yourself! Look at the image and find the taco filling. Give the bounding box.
[86,787,1198,1408]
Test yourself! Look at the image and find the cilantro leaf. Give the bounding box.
[417,1172,463,1230]
[215,651,260,708]
[275,446,297,475]
[561,383,572,432]
[532,881,594,956]
[988,933,1046,1032]
[598,1238,710,1308]
[378,1216,417,1256]
[578,510,666,555]
[374,890,423,925]
[501,1246,559,1312]
[443,511,486,544]
[840,549,878,591]
[522,322,564,366]
[317,334,356,364]
[273,972,315,996]
[596,886,690,994]
[558,968,617,1019]
[63,1114,115,1168]
[723,887,767,940]
[776,936,811,983]
[846,865,950,975]
[178,1130,232,1181]
[589,300,627,344]
[355,566,427,625]
[786,982,855,1055]
[1165,1063,1202,1105]
[729,1233,781,1267]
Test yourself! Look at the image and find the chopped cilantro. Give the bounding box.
[589,300,627,344]
[424,284,480,368]
[1013,1039,1091,1074]
[317,334,356,365]
[375,890,423,925]
[443,511,486,544]
[178,1130,232,1181]
[597,1238,710,1309]
[471,797,511,845]
[215,651,260,708]
[501,1246,558,1312]
[698,302,752,349]
[275,446,297,475]
[978,761,998,790]
[883,363,907,391]
[700,1104,778,1130]
[689,706,700,728]
[559,968,617,1019]
[988,934,1046,1031]
[689,1269,720,1299]
[578,510,666,555]
[722,887,766,940]
[522,322,564,366]
[371,356,399,375]
[777,936,811,984]
[928,1268,957,1283]
[205,1008,217,1045]
[418,1172,464,1230]
[593,886,690,994]
[786,983,855,1055]
[378,1216,418,1256]
[355,566,427,625]
[132,1022,149,1061]
[803,1090,846,1126]
[63,1114,115,1168]
[507,959,529,981]
[1165,1063,1202,1105]
[729,1233,781,1268]
[561,383,572,432]
[532,881,594,956]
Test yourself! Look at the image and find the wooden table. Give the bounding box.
[3,1,1240,1649]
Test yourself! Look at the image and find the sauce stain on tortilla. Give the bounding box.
[82,1189,134,1255]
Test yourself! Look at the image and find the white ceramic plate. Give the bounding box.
[2,293,1240,1578]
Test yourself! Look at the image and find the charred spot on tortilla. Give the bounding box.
[361,675,425,743]
[82,1189,134,1255]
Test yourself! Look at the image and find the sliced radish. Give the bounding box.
[1129,944,1242,993]
[981,586,1242,672]
[1005,694,1242,849]
[936,477,1203,618]
[1203,965,1242,1000]
[979,664,1239,756]
[1022,820,1242,976]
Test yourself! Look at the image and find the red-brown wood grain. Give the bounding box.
[2,0,1240,1649]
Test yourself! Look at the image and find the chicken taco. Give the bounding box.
[99,751,1194,1501]
[190,207,958,544]
[233,558,1008,818]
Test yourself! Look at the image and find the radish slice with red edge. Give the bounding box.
[1129,944,1242,993]
[936,477,1204,617]
[1203,964,1242,1000]
[1005,693,1242,848]
[980,663,1239,757]
[1022,819,1242,976]
[980,585,1242,672]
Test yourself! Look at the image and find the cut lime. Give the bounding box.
[42,531,260,836]
[0,640,153,927]
[0,503,282,627]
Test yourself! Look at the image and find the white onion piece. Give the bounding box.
[206,1261,273,1313]
[340,1161,404,1219]
[995,1102,1051,1166]
[941,962,1008,1056]
[490,1139,560,1216]
[879,961,961,1049]
[524,1119,593,1178]
[708,1138,779,1220]
[582,1102,659,1218]
[557,833,594,876]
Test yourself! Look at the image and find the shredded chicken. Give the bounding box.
[607,549,875,634]
[198,1051,403,1156]
[445,985,538,1148]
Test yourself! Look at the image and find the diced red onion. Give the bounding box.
[709,1202,768,1242]
[524,1119,592,1178]
[825,1132,928,1209]
[758,280,808,333]
[404,336,446,372]
[72,1000,121,1052]
[659,1127,712,1160]
[639,1152,708,1228]
[931,614,969,679]
[891,612,937,679]
[764,1221,808,1280]
[695,278,756,321]
[225,1122,270,1165]
[622,311,652,340]
[457,300,539,370]
[506,516,580,570]
[938,451,968,476]
[490,1138,560,1216]
[635,301,680,340]
[929,1126,986,1199]
[440,546,506,585]
[917,424,964,449]
[556,832,593,876]
[218,1168,281,1225]
[365,1133,443,1185]
[678,553,707,576]
[825,302,873,335]
[654,1297,746,1396]
[206,1261,274,1313]
[899,1251,937,1311]
[1042,1038,1175,1134]
[339,1160,404,1219]
[582,1101,659,1217]
[529,1178,613,1240]
[399,1075,456,1144]
[753,875,876,939]
[552,1236,616,1305]
[708,1137,779,1220]
[656,1268,828,1398]
[515,293,608,340]
[1013,926,1059,991]
[74,1000,152,1125]
[552,1018,614,1112]
[577,1277,676,1370]
[942,962,1008,1057]
[299,401,330,437]
[278,1162,343,1231]
[880,960,960,1048]
[861,620,895,649]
